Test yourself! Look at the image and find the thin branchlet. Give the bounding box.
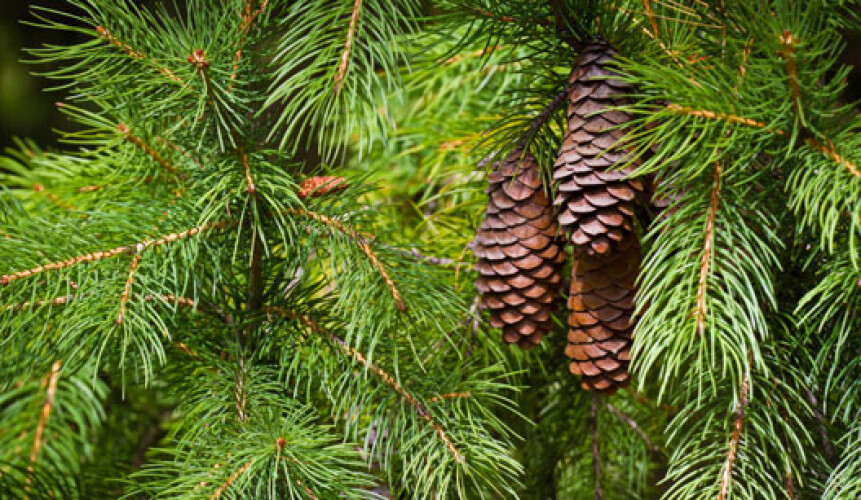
[695,162,721,336]
[23,360,62,499]
[95,26,183,83]
[285,208,406,311]
[264,307,465,463]
[334,0,363,95]
[117,124,180,175]
[665,104,860,177]
[717,370,749,500]
[1,219,232,286]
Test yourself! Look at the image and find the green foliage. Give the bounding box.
[0,0,859,498]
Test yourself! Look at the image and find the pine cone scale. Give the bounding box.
[473,150,564,349]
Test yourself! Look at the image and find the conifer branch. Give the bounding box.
[778,31,803,121]
[605,402,660,455]
[285,209,405,311]
[806,388,837,467]
[465,6,553,26]
[116,252,142,324]
[642,0,660,39]
[239,147,257,194]
[264,307,465,462]
[1,219,232,285]
[23,360,62,498]
[239,0,269,34]
[95,26,183,83]
[334,0,363,96]
[117,124,180,175]
[156,136,204,168]
[717,370,749,500]
[208,459,253,500]
[518,87,569,150]
[665,104,860,177]
[230,1,269,89]
[296,176,348,199]
[695,162,721,336]
[428,392,471,403]
[32,184,76,211]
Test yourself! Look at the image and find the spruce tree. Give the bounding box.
[1,1,860,499]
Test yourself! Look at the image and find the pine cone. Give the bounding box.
[565,237,639,393]
[554,39,644,256]
[474,151,565,349]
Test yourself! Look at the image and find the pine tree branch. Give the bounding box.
[428,392,471,403]
[23,360,62,499]
[1,219,233,286]
[778,31,804,123]
[717,370,750,500]
[156,135,204,168]
[695,162,721,336]
[464,6,553,26]
[665,104,860,177]
[263,307,465,462]
[117,124,180,175]
[239,0,269,33]
[208,459,253,500]
[296,176,348,199]
[285,209,405,311]
[518,87,569,150]
[605,402,660,455]
[805,388,837,467]
[334,0,363,96]
[116,252,142,324]
[95,26,183,83]
[591,393,602,500]
[642,0,660,39]
[239,147,257,194]
[32,184,76,211]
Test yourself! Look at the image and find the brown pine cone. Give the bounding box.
[565,237,640,393]
[473,150,565,349]
[554,39,645,256]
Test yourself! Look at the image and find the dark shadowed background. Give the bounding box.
[1,1,860,151]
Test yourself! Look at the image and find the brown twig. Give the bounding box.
[717,370,750,500]
[239,147,257,194]
[805,389,837,466]
[465,6,553,26]
[95,26,182,83]
[297,176,348,199]
[229,1,269,89]
[778,31,804,121]
[1,219,231,286]
[23,360,62,498]
[208,459,253,500]
[642,0,660,39]
[116,253,142,324]
[665,105,860,178]
[285,209,405,311]
[156,136,204,168]
[695,162,721,336]
[428,392,471,403]
[117,124,179,175]
[518,87,569,150]
[591,393,602,500]
[605,402,660,455]
[32,184,76,211]
[334,0,363,95]
[264,307,464,462]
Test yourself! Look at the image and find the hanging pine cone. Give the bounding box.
[473,150,565,349]
[554,39,645,256]
[565,237,639,393]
